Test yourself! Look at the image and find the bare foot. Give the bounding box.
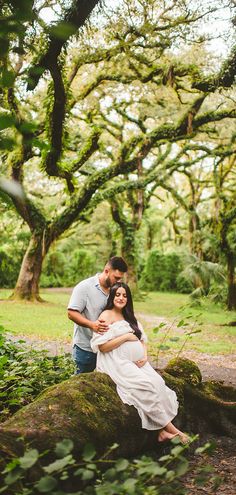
[178,433,190,444]
[173,429,190,444]
[157,430,179,442]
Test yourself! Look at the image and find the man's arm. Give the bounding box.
[68,309,108,334]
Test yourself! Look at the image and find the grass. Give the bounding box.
[0,289,72,342]
[0,288,236,355]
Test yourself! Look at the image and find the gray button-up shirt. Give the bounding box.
[68,273,108,351]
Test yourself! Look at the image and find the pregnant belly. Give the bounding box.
[119,341,144,362]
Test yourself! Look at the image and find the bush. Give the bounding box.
[140,250,185,292]
[0,436,217,495]
[40,248,97,287]
[66,248,97,286]
[0,247,23,288]
[0,325,74,422]
[176,273,194,294]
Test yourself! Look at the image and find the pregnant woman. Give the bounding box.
[91,282,188,443]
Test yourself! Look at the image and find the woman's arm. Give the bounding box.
[99,333,138,353]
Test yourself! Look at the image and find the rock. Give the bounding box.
[0,359,235,468]
[164,357,202,386]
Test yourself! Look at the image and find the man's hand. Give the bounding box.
[92,319,109,334]
[135,357,148,368]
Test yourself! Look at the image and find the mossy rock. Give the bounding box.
[164,357,202,386]
[0,363,236,470]
[0,372,156,466]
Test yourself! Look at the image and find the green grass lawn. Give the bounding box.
[0,288,235,355]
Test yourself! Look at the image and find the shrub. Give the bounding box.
[0,436,218,495]
[0,325,74,422]
[0,247,23,288]
[140,250,184,292]
[40,248,97,287]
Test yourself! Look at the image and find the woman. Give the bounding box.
[91,282,188,443]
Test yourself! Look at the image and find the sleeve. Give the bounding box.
[138,321,148,343]
[67,281,87,312]
[90,328,114,353]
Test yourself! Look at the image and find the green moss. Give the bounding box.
[201,381,236,403]
[0,373,146,460]
[164,357,202,386]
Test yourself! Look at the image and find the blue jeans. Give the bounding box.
[72,345,97,374]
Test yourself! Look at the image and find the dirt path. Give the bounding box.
[8,311,236,387]
[138,312,236,387]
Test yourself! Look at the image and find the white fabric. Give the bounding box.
[91,320,178,430]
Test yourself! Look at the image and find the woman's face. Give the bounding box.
[113,287,127,310]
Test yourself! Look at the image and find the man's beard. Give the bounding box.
[105,276,112,288]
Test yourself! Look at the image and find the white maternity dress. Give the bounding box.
[91,320,178,430]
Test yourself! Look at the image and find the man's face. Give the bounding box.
[105,268,124,288]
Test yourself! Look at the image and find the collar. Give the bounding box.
[95,273,109,296]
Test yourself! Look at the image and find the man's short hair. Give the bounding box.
[107,256,128,273]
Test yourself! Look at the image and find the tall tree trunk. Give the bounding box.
[227,256,236,310]
[12,233,47,301]
[120,225,138,291]
[189,206,202,259]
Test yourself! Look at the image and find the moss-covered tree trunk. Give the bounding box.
[227,255,236,310]
[110,202,139,292]
[12,231,51,301]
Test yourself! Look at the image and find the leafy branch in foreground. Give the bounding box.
[0,436,220,494]
[0,325,74,422]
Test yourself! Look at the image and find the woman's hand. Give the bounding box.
[126,333,139,341]
[135,357,148,368]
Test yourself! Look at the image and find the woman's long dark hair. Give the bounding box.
[105,282,142,340]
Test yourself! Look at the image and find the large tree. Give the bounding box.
[0,0,235,299]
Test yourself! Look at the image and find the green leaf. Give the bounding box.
[49,22,77,40]
[0,114,15,130]
[123,478,137,493]
[153,323,166,333]
[81,469,95,481]
[0,355,8,367]
[55,439,74,458]
[4,467,22,485]
[44,455,74,474]
[158,344,170,350]
[0,69,15,88]
[171,445,184,456]
[103,467,117,480]
[175,458,189,476]
[165,469,175,481]
[177,319,185,327]
[19,448,39,469]
[115,458,129,472]
[159,454,172,462]
[82,443,96,462]
[169,337,180,342]
[35,475,58,493]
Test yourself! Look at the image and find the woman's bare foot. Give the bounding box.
[178,432,190,444]
[163,422,190,444]
[157,430,179,442]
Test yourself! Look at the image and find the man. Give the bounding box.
[68,256,128,374]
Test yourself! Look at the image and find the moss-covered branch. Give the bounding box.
[193,44,236,92]
[26,0,101,91]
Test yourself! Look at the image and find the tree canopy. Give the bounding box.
[0,0,235,304]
